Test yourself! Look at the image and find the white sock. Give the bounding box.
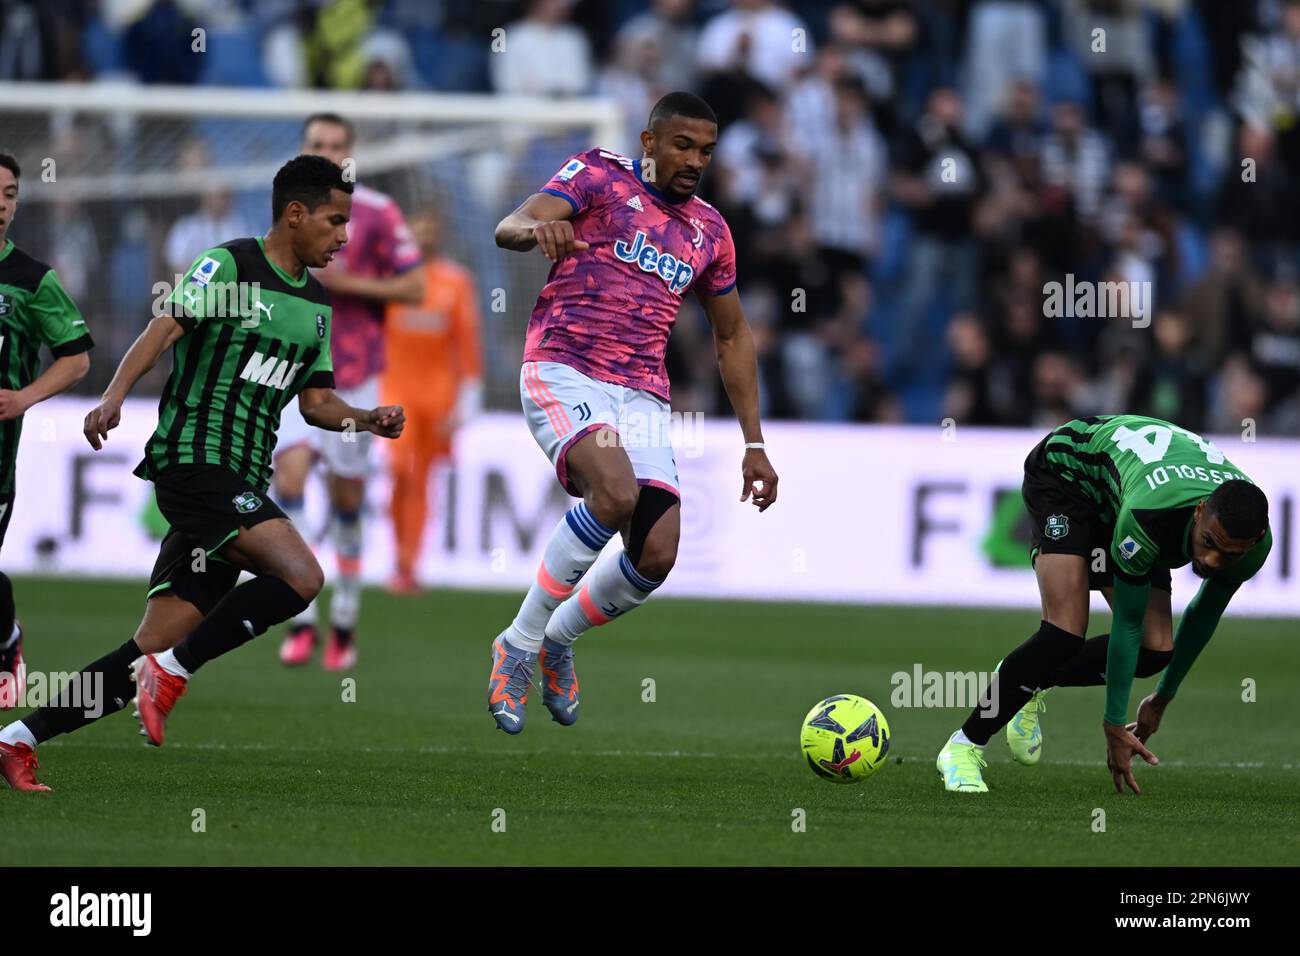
[154,649,192,680]
[1,622,19,650]
[546,550,663,645]
[282,498,319,628]
[330,509,363,631]
[951,729,980,748]
[509,502,616,652]
[0,721,37,749]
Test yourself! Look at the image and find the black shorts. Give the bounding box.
[147,528,242,615]
[152,463,286,553]
[0,490,13,553]
[1022,437,1171,592]
[146,464,286,611]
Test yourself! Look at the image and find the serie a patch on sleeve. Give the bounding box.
[189,256,222,287]
[556,159,585,181]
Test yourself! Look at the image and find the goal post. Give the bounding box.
[0,81,625,407]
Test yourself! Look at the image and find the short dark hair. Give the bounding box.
[302,112,355,146]
[0,152,20,181]
[648,91,718,131]
[1206,479,1269,540]
[271,154,353,222]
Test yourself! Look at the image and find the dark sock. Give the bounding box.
[332,626,354,648]
[0,571,15,647]
[23,639,142,743]
[1048,633,1174,686]
[961,620,1085,745]
[173,576,308,674]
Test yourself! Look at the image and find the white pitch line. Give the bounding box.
[40,738,1300,770]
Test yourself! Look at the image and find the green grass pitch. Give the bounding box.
[2,576,1296,866]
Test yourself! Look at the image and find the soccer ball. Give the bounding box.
[800,694,891,784]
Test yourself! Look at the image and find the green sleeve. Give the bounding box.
[165,248,237,332]
[1155,576,1238,700]
[1110,507,1159,582]
[1105,576,1150,725]
[28,269,92,355]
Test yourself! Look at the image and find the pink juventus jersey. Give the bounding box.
[523,148,738,400]
[327,183,422,390]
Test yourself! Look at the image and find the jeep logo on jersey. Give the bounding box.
[232,492,262,514]
[613,231,694,294]
[1044,515,1069,540]
[315,313,326,338]
[239,352,304,390]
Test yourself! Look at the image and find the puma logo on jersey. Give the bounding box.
[254,301,274,320]
[613,230,694,294]
[239,352,303,390]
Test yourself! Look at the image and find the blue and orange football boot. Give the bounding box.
[539,637,580,726]
[487,633,536,734]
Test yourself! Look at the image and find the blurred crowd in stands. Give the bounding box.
[2,0,1299,434]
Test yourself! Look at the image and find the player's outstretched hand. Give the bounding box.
[532,221,589,261]
[1126,692,1169,744]
[368,405,405,439]
[1104,721,1159,795]
[740,447,778,512]
[0,389,30,422]
[83,397,123,450]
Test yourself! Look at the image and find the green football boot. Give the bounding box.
[936,734,989,793]
[1007,689,1048,766]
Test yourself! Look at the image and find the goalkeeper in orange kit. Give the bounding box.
[382,205,483,593]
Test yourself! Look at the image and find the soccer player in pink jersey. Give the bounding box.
[488,92,779,733]
[275,114,424,671]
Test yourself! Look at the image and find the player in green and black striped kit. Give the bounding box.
[0,156,404,791]
[936,414,1271,795]
[0,152,93,713]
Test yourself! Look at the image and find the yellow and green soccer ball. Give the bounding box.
[800,694,891,784]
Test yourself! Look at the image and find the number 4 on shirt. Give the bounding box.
[1111,423,1225,465]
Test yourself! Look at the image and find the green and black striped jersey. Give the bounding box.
[0,238,94,496]
[1042,414,1271,585]
[134,237,333,492]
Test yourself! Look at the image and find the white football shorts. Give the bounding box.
[273,376,379,481]
[520,360,679,499]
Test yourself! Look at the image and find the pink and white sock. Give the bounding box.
[545,551,663,645]
[508,502,616,652]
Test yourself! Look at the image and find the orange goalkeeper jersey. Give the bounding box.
[383,257,482,414]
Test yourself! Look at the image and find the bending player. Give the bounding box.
[487,92,779,734]
[936,414,1271,795]
[0,156,404,791]
[0,151,94,709]
[275,113,424,670]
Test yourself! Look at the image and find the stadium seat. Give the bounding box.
[198,26,271,88]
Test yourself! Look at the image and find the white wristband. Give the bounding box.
[744,442,765,450]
